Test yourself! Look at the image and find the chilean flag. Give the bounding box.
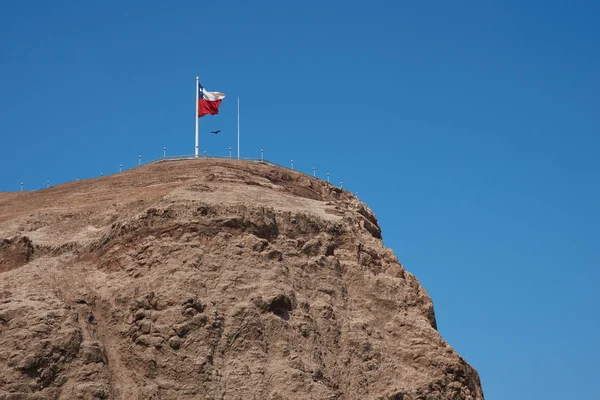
[198,84,225,118]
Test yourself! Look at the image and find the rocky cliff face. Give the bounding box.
[0,159,484,400]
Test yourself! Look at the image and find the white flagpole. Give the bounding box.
[237,97,240,160]
[195,76,199,158]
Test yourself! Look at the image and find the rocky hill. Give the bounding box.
[0,159,484,400]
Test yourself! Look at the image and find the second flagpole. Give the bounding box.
[237,97,240,160]
[195,76,199,158]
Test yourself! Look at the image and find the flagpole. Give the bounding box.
[195,76,199,158]
[237,97,240,160]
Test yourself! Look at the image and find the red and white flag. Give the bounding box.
[198,84,225,117]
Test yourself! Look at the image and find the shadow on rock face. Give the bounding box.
[0,236,34,273]
[267,294,293,321]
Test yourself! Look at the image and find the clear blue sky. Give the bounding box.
[1,1,599,398]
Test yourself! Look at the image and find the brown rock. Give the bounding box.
[0,159,484,399]
[0,235,34,273]
[168,336,181,350]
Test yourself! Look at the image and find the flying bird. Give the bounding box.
[211,130,221,134]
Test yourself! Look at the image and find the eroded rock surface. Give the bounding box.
[0,159,484,399]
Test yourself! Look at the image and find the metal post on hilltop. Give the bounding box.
[164,147,167,158]
[229,147,232,158]
[261,149,264,160]
[20,182,23,191]
[195,76,199,158]
[237,97,240,160]
[119,164,122,172]
[138,155,141,166]
[327,173,330,183]
[291,160,294,170]
[313,167,316,177]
